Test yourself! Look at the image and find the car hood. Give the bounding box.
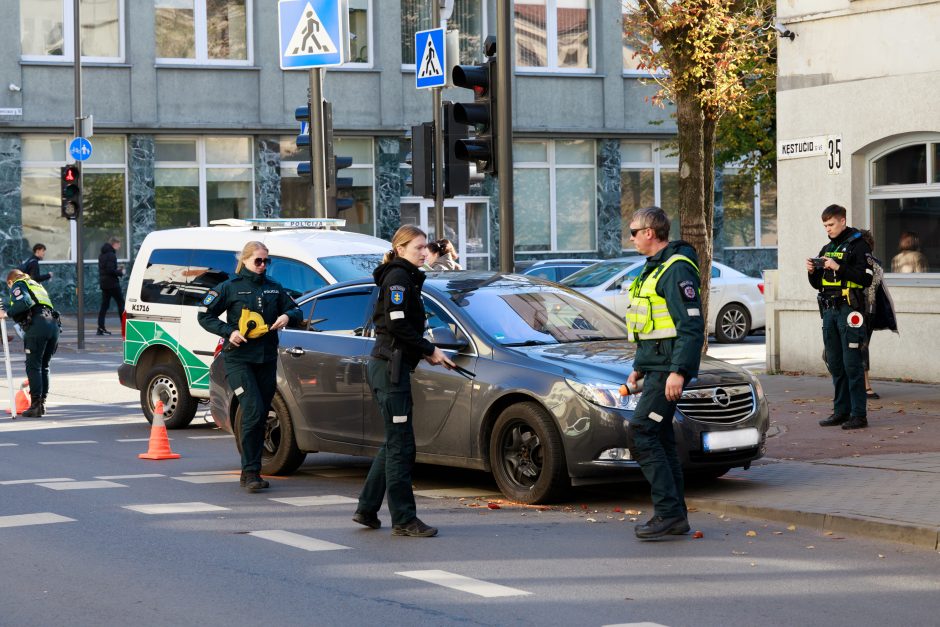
[509,341,754,387]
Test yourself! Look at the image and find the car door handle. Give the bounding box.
[286,347,305,357]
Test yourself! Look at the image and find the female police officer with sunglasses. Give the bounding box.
[198,241,302,492]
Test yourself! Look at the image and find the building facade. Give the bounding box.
[0,0,777,312]
[772,0,940,381]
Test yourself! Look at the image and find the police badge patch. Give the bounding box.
[390,285,405,305]
[202,290,219,306]
[12,287,23,300]
[678,280,697,302]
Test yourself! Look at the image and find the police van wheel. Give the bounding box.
[715,303,751,344]
[141,364,197,429]
[489,402,569,504]
[234,393,306,476]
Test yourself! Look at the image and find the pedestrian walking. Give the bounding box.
[807,204,874,430]
[0,270,60,417]
[426,239,462,271]
[197,241,302,491]
[20,244,52,284]
[354,225,455,537]
[623,206,704,540]
[97,236,125,335]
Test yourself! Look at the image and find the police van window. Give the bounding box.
[423,296,469,346]
[140,248,191,305]
[184,249,237,307]
[309,290,372,335]
[268,256,328,299]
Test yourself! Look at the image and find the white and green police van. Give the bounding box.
[118,218,389,428]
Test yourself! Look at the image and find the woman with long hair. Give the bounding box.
[426,238,462,271]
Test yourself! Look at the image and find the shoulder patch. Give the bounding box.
[202,290,219,306]
[389,285,405,305]
[678,280,697,302]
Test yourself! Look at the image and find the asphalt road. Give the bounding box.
[1,352,938,627]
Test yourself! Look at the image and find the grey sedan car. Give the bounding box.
[208,272,769,504]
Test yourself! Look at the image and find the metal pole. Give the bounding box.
[309,68,327,218]
[496,0,514,272]
[1,319,15,419]
[432,1,445,240]
[73,0,85,349]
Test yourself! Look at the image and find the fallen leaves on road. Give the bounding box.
[806,545,815,549]
[787,524,797,531]
[487,502,500,510]
[732,550,748,555]
[745,530,758,537]
[692,530,704,538]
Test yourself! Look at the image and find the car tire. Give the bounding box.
[489,402,568,504]
[141,364,197,429]
[234,393,306,476]
[715,303,751,344]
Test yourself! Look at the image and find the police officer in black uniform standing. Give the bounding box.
[624,207,705,540]
[354,225,454,537]
[1,269,60,417]
[198,242,302,491]
[807,204,874,430]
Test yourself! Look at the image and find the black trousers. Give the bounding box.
[24,316,59,400]
[98,286,124,329]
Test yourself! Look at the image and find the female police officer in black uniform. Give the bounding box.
[354,225,454,537]
[198,241,301,492]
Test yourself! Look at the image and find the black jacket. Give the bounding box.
[370,257,435,369]
[98,243,123,290]
[631,240,706,379]
[808,227,873,294]
[20,255,51,283]
[197,267,303,364]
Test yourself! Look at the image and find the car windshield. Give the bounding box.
[451,280,628,345]
[319,254,384,282]
[561,261,632,287]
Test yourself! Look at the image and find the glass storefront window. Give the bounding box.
[155,168,200,229]
[206,168,252,223]
[556,169,595,250]
[82,168,127,260]
[620,169,653,249]
[20,0,122,60]
[872,197,939,273]
[156,0,251,64]
[514,169,551,251]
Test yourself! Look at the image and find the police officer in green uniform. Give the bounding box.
[1,269,60,417]
[807,204,874,430]
[353,225,454,537]
[197,242,302,491]
[624,207,705,540]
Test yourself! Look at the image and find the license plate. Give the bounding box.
[702,428,759,452]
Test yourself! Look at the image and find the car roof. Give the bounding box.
[138,225,390,257]
[526,258,601,267]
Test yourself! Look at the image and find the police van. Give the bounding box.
[117,218,389,428]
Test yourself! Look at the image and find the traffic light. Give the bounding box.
[60,164,81,219]
[323,101,355,214]
[443,102,470,198]
[452,38,498,175]
[294,103,314,181]
[406,122,434,199]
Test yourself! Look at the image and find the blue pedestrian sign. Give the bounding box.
[69,137,93,162]
[278,0,344,69]
[415,28,446,89]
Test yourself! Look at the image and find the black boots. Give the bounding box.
[21,396,43,418]
[842,416,869,430]
[819,413,849,427]
[240,471,269,492]
[96,328,111,336]
[634,515,690,539]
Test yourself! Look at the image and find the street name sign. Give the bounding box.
[415,28,446,89]
[778,134,843,174]
[278,0,344,69]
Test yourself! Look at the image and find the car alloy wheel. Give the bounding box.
[715,303,751,343]
[489,402,568,504]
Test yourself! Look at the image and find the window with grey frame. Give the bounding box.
[401,0,485,66]
[20,0,123,61]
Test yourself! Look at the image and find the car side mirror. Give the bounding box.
[424,326,469,350]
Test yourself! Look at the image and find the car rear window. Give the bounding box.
[319,254,384,282]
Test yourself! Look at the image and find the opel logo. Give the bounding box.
[712,387,732,407]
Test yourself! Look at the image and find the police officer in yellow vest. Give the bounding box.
[0,269,60,417]
[624,207,705,540]
[807,204,874,430]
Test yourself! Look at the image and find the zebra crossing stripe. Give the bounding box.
[0,513,75,528]
[270,495,358,507]
[248,530,350,552]
[38,481,127,490]
[0,478,74,485]
[123,502,229,515]
[396,570,531,598]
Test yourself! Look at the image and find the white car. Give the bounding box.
[560,257,765,343]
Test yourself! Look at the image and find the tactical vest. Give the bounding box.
[15,278,54,309]
[821,231,864,292]
[626,254,699,342]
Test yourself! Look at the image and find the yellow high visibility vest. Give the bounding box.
[625,254,698,342]
[821,232,864,291]
[14,278,54,308]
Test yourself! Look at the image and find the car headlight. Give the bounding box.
[566,379,641,411]
[750,374,764,400]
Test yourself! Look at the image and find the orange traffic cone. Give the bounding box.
[8,380,29,415]
[139,401,181,460]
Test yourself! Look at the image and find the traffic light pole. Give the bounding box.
[496,0,514,272]
[309,68,327,218]
[432,2,445,240]
[73,0,85,349]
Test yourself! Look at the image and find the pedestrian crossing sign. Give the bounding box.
[278,0,344,69]
[415,28,446,89]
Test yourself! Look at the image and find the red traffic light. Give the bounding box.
[63,165,79,183]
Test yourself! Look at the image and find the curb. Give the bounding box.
[687,497,940,551]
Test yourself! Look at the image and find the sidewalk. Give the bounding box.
[9,320,940,549]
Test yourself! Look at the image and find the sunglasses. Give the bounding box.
[252,257,272,267]
[630,227,649,237]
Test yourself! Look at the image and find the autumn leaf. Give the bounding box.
[745,530,757,537]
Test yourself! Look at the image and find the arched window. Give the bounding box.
[869,138,940,274]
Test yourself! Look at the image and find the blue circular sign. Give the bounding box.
[69,137,93,162]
